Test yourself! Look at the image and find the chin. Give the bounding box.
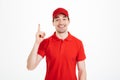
[57,30,67,33]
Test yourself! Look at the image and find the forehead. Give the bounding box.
[54,14,68,19]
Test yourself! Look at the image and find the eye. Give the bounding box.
[63,18,67,21]
[55,19,59,22]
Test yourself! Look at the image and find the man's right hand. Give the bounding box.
[35,24,45,44]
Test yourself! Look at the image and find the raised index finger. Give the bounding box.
[38,24,40,32]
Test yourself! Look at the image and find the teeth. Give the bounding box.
[59,25,64,28]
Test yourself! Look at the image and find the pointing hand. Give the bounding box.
[36,24,45,44]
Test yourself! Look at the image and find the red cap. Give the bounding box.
[52,8,69,18]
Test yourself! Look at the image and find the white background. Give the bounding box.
[0,0,120,80]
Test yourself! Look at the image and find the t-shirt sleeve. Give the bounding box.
[37,39,48,58]
[76,41,86,61]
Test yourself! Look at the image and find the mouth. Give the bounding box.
[58,25,65,28]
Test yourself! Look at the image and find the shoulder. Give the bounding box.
[70,34,83,44]
[70,34,84,48]
[41,35,53,44]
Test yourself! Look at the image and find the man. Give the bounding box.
[27,7,86,80]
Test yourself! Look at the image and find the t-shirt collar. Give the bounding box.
[52,32,72,41]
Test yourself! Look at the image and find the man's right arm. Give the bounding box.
[26,24,45,70]
[27,42,43,70]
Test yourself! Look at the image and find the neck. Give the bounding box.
[56,31,68,40]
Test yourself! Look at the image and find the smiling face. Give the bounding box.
[53,14,70,33]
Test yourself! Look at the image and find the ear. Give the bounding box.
[52,21,55,26]
[68,20,70,25]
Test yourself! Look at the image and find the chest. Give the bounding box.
[46,40,78,61]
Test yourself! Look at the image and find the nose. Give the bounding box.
[59,19,64,24]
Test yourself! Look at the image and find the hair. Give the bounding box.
[52,14,70,22]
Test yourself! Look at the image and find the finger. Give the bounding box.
[41,32,45,38]
[38,24,40,32]
[39,34,41,38]
[39,32,45,38]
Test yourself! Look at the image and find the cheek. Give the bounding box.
[53,22,57,26]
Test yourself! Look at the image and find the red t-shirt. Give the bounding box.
[37,32,86,80]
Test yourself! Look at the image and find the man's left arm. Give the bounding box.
[77,60,87,80]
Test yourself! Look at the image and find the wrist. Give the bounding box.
[34,41,40,47]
